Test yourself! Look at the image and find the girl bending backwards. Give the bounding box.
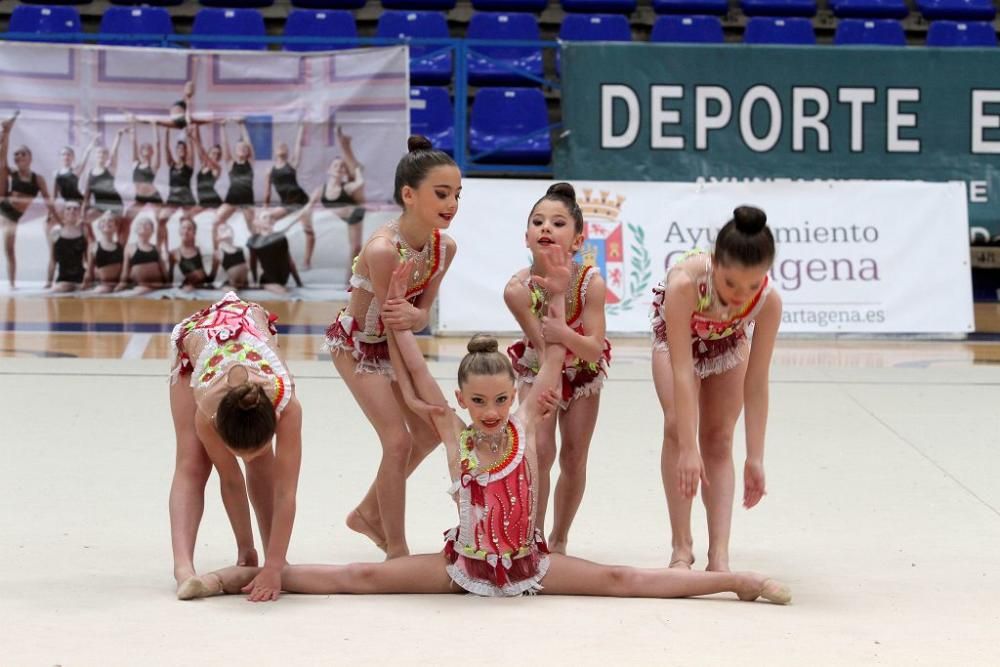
[179,250,789,604]
[652,206,781,572]
[504,183,610,555]
[324,135,458,558]
[170,291,302,602]
[248,209,304,296]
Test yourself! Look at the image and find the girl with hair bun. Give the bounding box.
[324,134,460,559]
[170,292,303,602]
[504,182,611,554]
[179,248,789,605]
[651,205,782,572]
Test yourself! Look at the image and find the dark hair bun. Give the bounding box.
[467,334,499,355]
[547,182,577,200]
[407,135,434,153]
[733,206,767,234]
[236,384,265,411]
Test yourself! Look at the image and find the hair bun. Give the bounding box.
[733,206,767,234]
[407,135,434,153]
[467,334,499,355]
[546,182,577,200]
[237,384,263,411]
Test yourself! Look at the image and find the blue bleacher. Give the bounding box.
[472,0,549,11]
[283,9,357,51]
[199,0,274,8]
[109,0,182,7]
[652,0,729,14]
[191,8,267,50]
[410,86,455,155]
[741,0,817,17]
[834,18,906,45]
[743,16,816,43]
[917,0,996,21]
[382,0,458,10]
[21,0,90,5]
[830,0,908,19]
[926,20,998,46]
[561,0,638,13]
[7,5,82,40]
[99,7,174,47]
[469,87,551,164]
[290,0,366,9]
[466,12,544,86]
[650,15,725,43]
[558,14,633,41]
[376,11,452,85]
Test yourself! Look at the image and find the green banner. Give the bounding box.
[555,43,1000,239]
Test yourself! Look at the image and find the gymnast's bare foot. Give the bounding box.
[706,550,730,572]
[669,548,694,570]
[237,546,258,567]
[346,508,387,553]
[736,573,791,605]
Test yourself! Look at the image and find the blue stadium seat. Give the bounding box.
[469,88,551,164]
[7,6,82,40]
[834,18,906,45]
[558,14,633,41]
[376,11,452,85]
[652,0,729,14]
[199,0,274,8]
[22,0,90,5]
[191,8,267,50]
[650,15,724,43]
[284,9,357,51]
[410,87,455,156]
[291,0,365,8]
[918,0,996,21]
[472,0,548,11]
[741,0,817,17]
[926,20,998,46]
[110,0,182,7]
[561,0,638,13]
[99,7,174,46]
[466,12,544,86]
[382,0,457,10]
[830,0,908,19]
[743,16,816,43]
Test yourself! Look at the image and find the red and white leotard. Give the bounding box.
[444,414,550,596]
[325,220,447,376]
[170,292,293,418]
[507,262,612,409]
[652,251,772,378]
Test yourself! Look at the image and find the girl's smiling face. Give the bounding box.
[400,165,461,231]
[455,372,515,434]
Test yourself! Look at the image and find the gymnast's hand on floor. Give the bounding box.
[743,458,766,509]
[242,566,282,602]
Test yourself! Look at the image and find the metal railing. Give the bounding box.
[0,32,561,176]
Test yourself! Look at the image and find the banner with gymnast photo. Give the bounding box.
[0,41,410,299]
[438,179,974,335]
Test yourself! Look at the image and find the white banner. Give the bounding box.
[0,42,409,297]
[439,179,973,334]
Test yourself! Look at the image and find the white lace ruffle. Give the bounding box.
[445,555,550,597]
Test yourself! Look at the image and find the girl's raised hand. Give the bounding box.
[387,259,413,301]
[531,244,571,296]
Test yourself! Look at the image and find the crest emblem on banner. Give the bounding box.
[578,189,651,315]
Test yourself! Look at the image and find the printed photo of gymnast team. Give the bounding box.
[0,79,373,298]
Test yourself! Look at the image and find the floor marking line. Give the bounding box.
[120,334,153,360]
[844,391,1000,519]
